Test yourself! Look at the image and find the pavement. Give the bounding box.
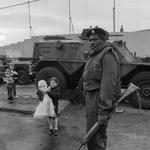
[0,83,71,116]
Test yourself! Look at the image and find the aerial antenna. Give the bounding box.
[28,0,35,38]
[69,0,74,34]
[113,0,116,32]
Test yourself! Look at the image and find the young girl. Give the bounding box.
[33,80,56,132]
[9,64,18,98]
[3,69,14,104]
[47,77,60,136]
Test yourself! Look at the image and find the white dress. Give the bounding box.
[33,93,55,119]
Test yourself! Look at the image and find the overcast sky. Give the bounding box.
[0,0,150,45]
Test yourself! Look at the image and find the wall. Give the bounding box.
[0,30,150,57]
[109,30,150,57]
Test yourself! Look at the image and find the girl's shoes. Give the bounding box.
[54,130,58,136]
[10,100,14,103]
[8,100,12,104]
[7,96,14,104]
[48,129,53,135]
[48,129,58,136]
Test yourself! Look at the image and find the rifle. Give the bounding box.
[78,83,140,150]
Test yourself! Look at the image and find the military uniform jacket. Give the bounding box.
[82,43,121,116]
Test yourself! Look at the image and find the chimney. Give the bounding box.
[120,25,124,32]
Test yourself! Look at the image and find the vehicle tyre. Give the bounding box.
[36,67,67,96]
[17,70,30,85]
[130,71,150,109]
[0,78,4,84]
[76,78,85,104]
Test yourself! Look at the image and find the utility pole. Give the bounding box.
[28,0,32,38]
[27,0,35,38]
[68,0,74,34]
[113,0,116,32]
[69,0,71,34]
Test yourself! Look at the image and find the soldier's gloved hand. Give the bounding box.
[98,115,108,125]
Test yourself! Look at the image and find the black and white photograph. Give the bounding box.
[0,0,150,150]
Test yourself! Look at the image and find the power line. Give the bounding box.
[0,0,40,38]
[0,0,40,10]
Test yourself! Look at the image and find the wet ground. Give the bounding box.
[0,105,86,150]
[0,104,150,150]
[0,83,150,150]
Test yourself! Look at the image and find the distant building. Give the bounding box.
[0,29,150,58]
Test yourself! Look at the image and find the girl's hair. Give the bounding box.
[5,69,11,73]
[50,77,59,85]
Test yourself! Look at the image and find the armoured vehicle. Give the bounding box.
[32,29,150,109]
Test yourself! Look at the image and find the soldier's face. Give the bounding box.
[88,34,102,50]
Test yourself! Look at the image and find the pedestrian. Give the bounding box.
[33,79,59,136]
[82,27,121,150]
[47,77,60,136]
[3,69,14,104]
[9,64,18,98]
[33,79,55,121]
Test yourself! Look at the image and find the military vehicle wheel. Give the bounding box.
[0,78,4,84]
[17,70,30,85]
[36,67,67,96]
[76,78,85,104]
[130,71,150,109]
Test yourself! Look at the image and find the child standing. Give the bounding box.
[3,69,14,104]
[33,80,56,134]
[9,64,18,98]
[47,77,60,136]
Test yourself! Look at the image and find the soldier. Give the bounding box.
[82,27,121,150]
